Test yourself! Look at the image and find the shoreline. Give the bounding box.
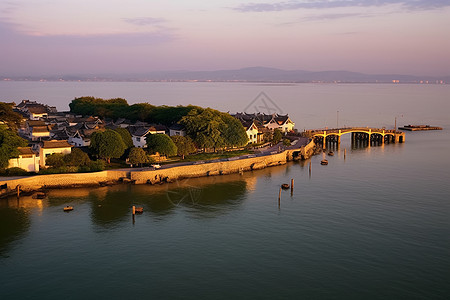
[0,140,317,198]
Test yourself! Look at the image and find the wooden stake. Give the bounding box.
[278,187,281,207]
[344,148,347,160]
[132,205,136,215]
[309,161,312,176]
[16,185,20,198]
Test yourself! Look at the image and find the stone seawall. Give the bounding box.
[131,151,288,185]
[0,140,316,195]
[0,170,128,194]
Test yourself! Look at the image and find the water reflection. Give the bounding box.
[0,206,30,257]
[129,173,252,219]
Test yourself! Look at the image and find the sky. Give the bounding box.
[1,0,449,76]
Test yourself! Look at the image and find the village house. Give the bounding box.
[264,114,295,133]
[128,125,167,148]
[241,120,261,144]
[8,147,40,172]
[36,140,72,167]
[232,112,295,144]
[22,120,52,141]
[169,124,187,137]
[15,100,56,120]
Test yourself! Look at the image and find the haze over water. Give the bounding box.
[1,82,450,299]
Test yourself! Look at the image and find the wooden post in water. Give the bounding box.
[309,161,312,176]
[278,187,281,207]
[16,185,20,198]
[291,178,294,196]
[132,205,136,215]
[344,148,346,160]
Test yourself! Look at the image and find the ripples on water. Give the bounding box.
[1,83,450,299]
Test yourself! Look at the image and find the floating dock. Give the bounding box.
[398,125,442,131]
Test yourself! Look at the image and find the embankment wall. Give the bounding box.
[0,140,316,194]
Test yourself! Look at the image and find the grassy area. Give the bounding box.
[167,149,254,164]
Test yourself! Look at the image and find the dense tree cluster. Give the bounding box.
[0,102,23,130]
[180,108,248,150]
[0,125,28,169]
[90,129,127,163]
[146,134,177,157]
[170,135,196,159]
[44,149,105,173]
[69,97,199,126]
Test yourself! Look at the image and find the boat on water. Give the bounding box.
[281,184,290,189]
[398,125,442,131]
[321,159,328,165]
[328,151,334,156]
[63,206,74,212]
[32,192,46,199]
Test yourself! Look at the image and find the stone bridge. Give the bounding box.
[303,127,405,148]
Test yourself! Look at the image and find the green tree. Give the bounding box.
[170,135,196,159]
[283,138,291,147]
[90,129,126,163]
[221,113,248,147]
[128,147,149,166]
[180,108,225,150]
[146,134,177,157]
[45,153,65,168]
[114,128,134,149]
[0,102,23,130]
[180,108,248,151]
[272,128,283,144]
[0,125,28,169]
[69,97,129,119]
[64,148,91,167]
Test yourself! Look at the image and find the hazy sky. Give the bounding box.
[1,0,449,76]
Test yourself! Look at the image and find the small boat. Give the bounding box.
[321,159,328,165]
[135,207,144,214]
[281,184,290,189]
[32,192,46,199]
[63,206,74,212]
[328,151,334,156]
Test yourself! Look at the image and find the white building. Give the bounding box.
[8,147,40,172]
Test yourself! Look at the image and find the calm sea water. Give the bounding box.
[1,82,449,299]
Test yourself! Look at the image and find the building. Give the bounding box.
[36,140,72,167]
[232,112,295,133]
[128,125,167,148]
[169,124,187,137]
[8,147,40,172]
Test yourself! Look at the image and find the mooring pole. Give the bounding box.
[309,161,312,177]
[291,178,294,196]
[278,187,281,207]
[16,185,20,198]
[344,148,346,160]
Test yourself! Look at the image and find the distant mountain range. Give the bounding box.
[2,67,448,83]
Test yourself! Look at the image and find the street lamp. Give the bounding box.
[337,110,339,128]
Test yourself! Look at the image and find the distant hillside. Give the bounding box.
[2,67,448,83]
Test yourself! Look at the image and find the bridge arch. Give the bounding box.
[305,127,405,148]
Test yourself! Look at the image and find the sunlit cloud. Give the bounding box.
[123,17,167,26]
[234,0,450,12]
[0,20,177,47]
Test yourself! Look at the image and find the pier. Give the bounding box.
[303,127,405,149]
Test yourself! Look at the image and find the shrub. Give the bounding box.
[4,167,29,176]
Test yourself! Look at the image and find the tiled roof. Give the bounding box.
[27,104,48,114]
[41,140,72,148]
[32,126,50,133]
[17,147,35,155]
[27,120,46,127]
